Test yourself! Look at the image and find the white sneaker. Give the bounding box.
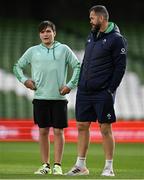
[101,167,115,176]
[34,163,52,175]
[53,164,63,175]
[65,166,89,176]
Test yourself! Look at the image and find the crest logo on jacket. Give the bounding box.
[120,48,126,54]
[102,39,107,44]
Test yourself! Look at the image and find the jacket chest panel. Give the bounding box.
[85,38,111,61]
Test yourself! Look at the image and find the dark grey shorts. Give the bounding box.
[32,99,68,128]
[76,90,116,124]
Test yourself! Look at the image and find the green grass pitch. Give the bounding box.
[0,142,144,179]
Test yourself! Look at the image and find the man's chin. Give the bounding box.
[91,25,101,32]
[91,27,96,32]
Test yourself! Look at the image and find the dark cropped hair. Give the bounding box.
[89,5,109,20]
[38,20,56,32]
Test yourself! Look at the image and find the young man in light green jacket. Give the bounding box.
[13,20,80,175]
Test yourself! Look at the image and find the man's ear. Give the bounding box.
[99,15,104,22]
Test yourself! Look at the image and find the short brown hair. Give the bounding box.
[38,20,56,32]
[89,5,109,20]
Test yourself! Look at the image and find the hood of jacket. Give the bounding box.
[40,41,61,60]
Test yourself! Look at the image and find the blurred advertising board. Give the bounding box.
[0,120,144,142]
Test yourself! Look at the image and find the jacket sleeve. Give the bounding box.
[108,35,127,93]
[65,46,81,89]
[13,48,32,84]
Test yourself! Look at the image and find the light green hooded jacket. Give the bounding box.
[13,41,81,100]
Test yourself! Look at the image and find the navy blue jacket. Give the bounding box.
[78,23,127,93]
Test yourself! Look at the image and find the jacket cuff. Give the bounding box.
[66,82,74,89]
[21,77,28,84]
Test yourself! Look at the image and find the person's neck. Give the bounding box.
[43,41,54,48]
[99,21,108,32]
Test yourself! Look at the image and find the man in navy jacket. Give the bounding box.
[66,5,127,177]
